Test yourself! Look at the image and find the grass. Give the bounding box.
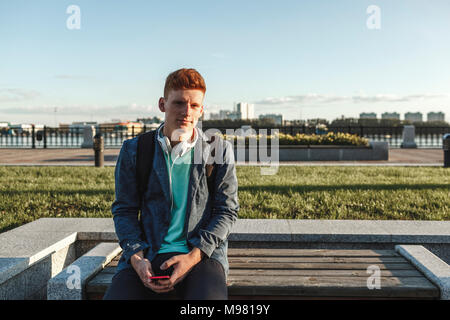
[0,166,449,234]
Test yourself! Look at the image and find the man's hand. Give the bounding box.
[158,248,204,289]
[130,251,174,294]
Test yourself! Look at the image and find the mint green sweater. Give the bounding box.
[157,147,193,254]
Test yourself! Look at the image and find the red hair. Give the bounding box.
[164,68,206,98]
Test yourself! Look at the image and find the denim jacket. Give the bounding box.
[111,125,239,277]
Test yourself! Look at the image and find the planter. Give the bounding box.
[232,141,389,161]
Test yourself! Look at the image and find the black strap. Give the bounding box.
[136,130,217,204]
[136,130,156,204]
[205,135,217,196]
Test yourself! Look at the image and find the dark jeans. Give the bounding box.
[103,252,227,300]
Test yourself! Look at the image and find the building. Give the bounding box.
[228,111,241,121]
[100,121,143,135]
[404,112,423,122]
[359,112,377,119]
[219,110,231,120]
[381,112,400,120]
[307,118,328,126]
[208,112,220,120]
[9,123,33,134]
[427,112,445,122]
[136,116,162,125]
[259,114,283,125]
[236,102,255,120]
[209,109,241,120]
[69,122,98,134]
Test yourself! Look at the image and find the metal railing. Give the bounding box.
[0,125,448,148]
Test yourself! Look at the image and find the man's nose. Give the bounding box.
[181,103,191,116]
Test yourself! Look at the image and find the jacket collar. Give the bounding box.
[153,122,212,207]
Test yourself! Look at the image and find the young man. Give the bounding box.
[103,68,239,300]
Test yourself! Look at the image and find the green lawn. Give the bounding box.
[1,166,449,234]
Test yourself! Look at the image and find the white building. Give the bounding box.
[219,110,231,120]
[9,123,33,134]
[404,112,423,122]
[208,112,221,120]
[69,121,97,133]
[427,112,445,122]
[236,102,255,120]
[360,112,377,119]
[259,114,283,125]
[209,109,242,121]
[381,112,400,120]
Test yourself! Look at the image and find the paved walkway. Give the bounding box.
[0,148,444,166]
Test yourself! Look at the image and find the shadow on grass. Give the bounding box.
[43,155,118,162]
[0,189,114,196]
[2,183,449,196]
[239,184,450,193]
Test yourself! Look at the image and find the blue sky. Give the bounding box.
[1,0,449,125]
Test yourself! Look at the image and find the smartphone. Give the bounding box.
[149,275,170,280]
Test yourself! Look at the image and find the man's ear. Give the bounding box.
[158,97,165,112]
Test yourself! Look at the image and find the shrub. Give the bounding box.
[222,132,370,146]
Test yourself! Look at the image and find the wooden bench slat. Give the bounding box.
[86,272,438,298]
[86,273,115,293]
[228,249,400,257]
[229,262,415,270]
[86,248,440,299]
[108,249,399,260]
[226,276,439,298]
[229,269,424,277]
[228,257,407,264]
[107,260,119,267]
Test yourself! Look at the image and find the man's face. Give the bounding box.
[159,89,204,141]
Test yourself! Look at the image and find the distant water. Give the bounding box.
[0,134,445,148]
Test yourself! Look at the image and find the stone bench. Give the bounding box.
[84,246,442,300]
[2,218,450,300]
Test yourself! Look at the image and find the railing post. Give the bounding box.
[43,125,47,149]
[401,125,417,148]
[32,125,36,149]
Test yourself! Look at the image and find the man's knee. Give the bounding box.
[103,268,148,300]
[181,258,228,300]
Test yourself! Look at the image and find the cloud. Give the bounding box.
[254,93,449,105]
[54,74,93,80]
[351,93,447,103]
[0,88,40,102]
[0,103,158,115]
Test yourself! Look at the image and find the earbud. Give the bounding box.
[163,136,172,153]
[172,141,189,158]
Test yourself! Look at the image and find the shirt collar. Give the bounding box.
[157,122,198,149]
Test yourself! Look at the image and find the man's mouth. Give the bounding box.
[177,119,192,124]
